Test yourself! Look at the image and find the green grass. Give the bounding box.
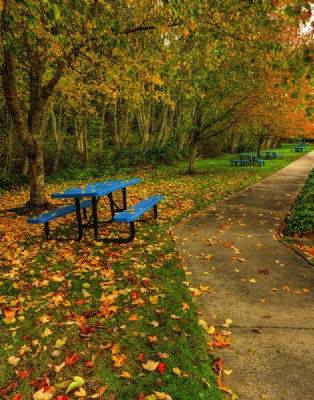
[0,142,313,400]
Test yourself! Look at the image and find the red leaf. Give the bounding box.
[31,374,51,390]
[79,325,96,335]
[0,381,18,396]
[65,353,80,366]
[12,395,22,400]
[17,369,33,379]
[157,362,166,374]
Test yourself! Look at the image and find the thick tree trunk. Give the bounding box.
[28,146,47,208]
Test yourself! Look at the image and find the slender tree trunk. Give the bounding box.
[98,105,106,156]
[230,131,242,154]
[4,118,13,174]
[187,103,202,174]
[83,117,88,164]
[113,100,121,150]
[51,107,67,173]
[22,156,29,176]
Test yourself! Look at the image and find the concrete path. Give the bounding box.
[173,151,314,400]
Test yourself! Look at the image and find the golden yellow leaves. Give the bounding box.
[142,360,159,371]
[112,353,127,368]
[111,343,127,368]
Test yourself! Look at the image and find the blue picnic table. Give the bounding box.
[28,178,164,243]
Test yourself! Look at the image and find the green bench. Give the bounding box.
[28,200,92,240]
[254,159,265,166]
[231,159,249,166]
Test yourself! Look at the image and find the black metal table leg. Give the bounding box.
[92,196,102,241]
[122,187,127,209]
[75,198,84,242]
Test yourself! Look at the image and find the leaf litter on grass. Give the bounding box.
[1,163,297,399]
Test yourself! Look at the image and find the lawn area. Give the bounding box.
[0,143,313,400]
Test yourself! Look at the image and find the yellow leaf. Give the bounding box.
[111,343,121,355]
[33,388,56,399]
[200,285,212,292]
[181,302,190,311]
[173,367,181,376]
[42,328,53,337]
[224,369,233,375]
[222,318,232,328]
[249,278,257,283]
[120,371,132,379]
[142,360,159,371]
[112,353,127,367]
[149,295,160,304]
[74,387,87,397]
[53,362,66,373]
[54,337,67,348]
[153,391,173,400]
[150,321,160,327]
[39,315,52,324]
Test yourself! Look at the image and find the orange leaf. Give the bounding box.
[65,353,80,366]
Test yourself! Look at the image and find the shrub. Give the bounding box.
[284,169,314,236]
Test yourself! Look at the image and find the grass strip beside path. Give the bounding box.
[0,144,312,400]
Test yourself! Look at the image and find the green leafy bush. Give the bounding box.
[284,169,314,236]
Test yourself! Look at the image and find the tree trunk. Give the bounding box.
[187,103,202,174]
[1,49,49,209]
[4,118,13,174]
[51,107,67,173]
[98,105,106,156]
[28,146,47,208]
[188,139,198,174]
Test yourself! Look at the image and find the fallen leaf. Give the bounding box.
[112,353,127,367]
[74,387,86,397]
[142,360,159,371]
[65,353,80,366]
[33,388,56,400]
[8,356,21,366]
[172,367,181,376]
[120,371,132,379]
[54,337,67,349]
[65,376,85,394]
[157,362,166,374]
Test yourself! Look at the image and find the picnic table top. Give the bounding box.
[51,178,141,199]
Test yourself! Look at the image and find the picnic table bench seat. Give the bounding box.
[254,159,265,166]
[28,199,92,240]
[230,159,249,166]
[109,195,164,243]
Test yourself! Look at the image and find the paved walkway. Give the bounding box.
[173,151,314,400]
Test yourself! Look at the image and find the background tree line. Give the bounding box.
[0,0,313,208]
